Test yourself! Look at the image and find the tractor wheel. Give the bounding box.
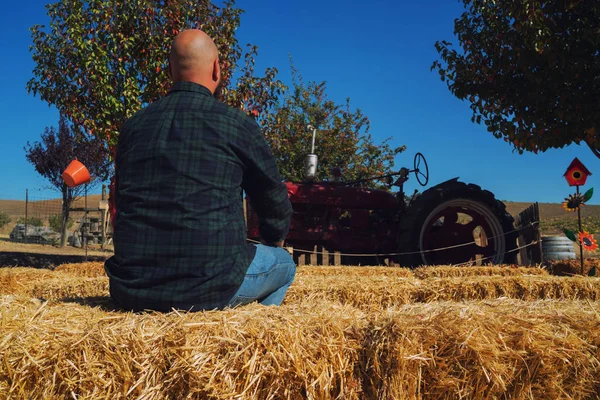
[396,178,517,267]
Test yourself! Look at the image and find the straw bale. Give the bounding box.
[3,266,600,312]
[0,274,110,301]
[415,275,600,303]
[297,265,413,277]
[413,265,548,279]
[0,295,598,399]
[0,295,368,399]
[286,274,418,311]
[54,261,107,277]
[360,299,600,399]
[287,274,600,310]
[29,276,109,300]
[0,267,56,294]
[548,258,600,276]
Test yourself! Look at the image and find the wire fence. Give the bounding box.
[0,189,111,250]
[1,188,537,268]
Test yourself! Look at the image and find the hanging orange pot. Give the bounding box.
[62,159,91,188]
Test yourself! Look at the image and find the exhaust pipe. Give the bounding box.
[304,125,318,180]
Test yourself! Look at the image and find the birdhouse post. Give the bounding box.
[561,158,596,275]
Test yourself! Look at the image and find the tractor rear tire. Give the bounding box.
[396,178,517,267]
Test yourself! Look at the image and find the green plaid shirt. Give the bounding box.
[104,81,292,312]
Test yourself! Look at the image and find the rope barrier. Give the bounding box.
[449,240,539,267]
[247,220,540,258]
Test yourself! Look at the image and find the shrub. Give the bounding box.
[48,214,74,233]
[0,211,10,229]
[16,216,43,227]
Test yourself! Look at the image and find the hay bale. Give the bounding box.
[360,299,600,399]
[288,274,600,310]
[0,274,110,301]
[55,262,107,277]
[0,267,55,294]
[0,295,598,399]
[415,276,600,303]
[28,277,110,300]
[0,295,367,399]
[286,274,418,311]
[413,265,548,279]
[297,265,413,277]
[549,258,600,276]
[3,266,600,311]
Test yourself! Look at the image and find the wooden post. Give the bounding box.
[298,253,307,266]
[322,247,329,266]
[515,202,542,266]
[334,251,341,266]
[310,245,318,265]
[25,189,28,242]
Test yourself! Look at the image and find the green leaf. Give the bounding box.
[588,266,596,277]
[583,187,594,202]
[563,228,578,242]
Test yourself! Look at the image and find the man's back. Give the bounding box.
[105,81,292,312]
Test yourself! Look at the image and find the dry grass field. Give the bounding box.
[0,195,104,236]
[0,262,599,399]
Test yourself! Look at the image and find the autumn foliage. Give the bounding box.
[28,0,405,183]
[27,0,284,148]
[432,0,600,157]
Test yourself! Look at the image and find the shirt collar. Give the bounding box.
[168,81,214,97]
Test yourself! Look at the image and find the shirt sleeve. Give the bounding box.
[236,118,292,244]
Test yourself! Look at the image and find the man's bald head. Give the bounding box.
[169,29,221,94]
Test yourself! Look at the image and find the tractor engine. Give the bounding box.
[246,181,400,255]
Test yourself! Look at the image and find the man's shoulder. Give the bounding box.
[215,101,258,130]
[121,100,157,129]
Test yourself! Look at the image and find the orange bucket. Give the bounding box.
[62,159,91,188]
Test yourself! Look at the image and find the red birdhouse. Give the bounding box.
[564,157,592,186]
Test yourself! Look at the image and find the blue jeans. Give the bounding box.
[227,244,296,308]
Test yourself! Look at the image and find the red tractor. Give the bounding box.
[246,128,517,267]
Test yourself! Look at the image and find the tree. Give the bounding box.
[432,0,600,157]
[27,0,284,149]
[261,63,406,186]
[24,114,110,246]
[27,0,404,184]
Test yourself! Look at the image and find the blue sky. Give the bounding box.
[0,0,597,205]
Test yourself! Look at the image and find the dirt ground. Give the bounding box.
[0,237,112,269]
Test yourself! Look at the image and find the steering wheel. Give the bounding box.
[413,152,429,186]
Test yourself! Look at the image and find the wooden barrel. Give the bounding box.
[542,236,576,262]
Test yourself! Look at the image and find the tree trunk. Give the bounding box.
[60,186,71,247]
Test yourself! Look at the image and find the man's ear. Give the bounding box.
[213,59,220,83]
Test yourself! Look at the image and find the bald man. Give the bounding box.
[105,30,295,312]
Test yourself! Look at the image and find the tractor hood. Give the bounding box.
[285,182,398,210]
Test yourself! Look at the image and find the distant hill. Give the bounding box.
[504,201,600,219]
[0,195,104,216]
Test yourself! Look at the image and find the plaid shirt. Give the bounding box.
[104,81,292,312]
